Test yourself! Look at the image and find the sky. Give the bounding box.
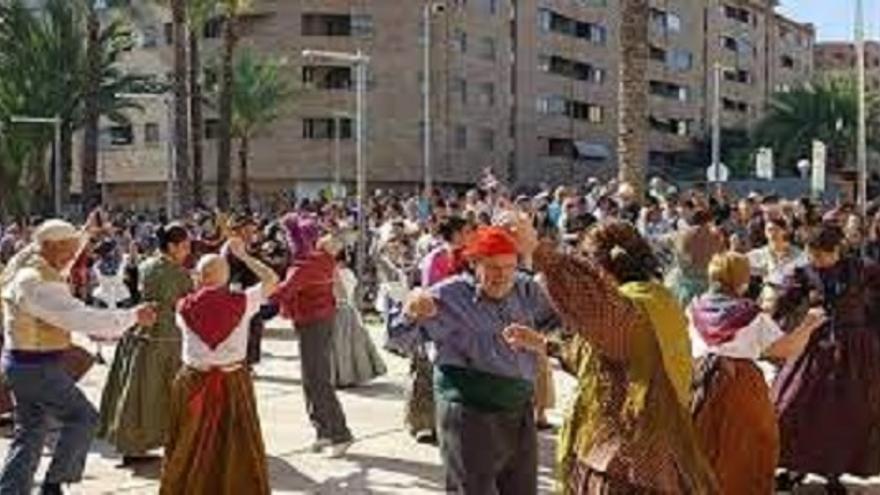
[779,0,880,41]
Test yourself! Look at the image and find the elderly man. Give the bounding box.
[160,237,278,495]
[0,220,156,495]
[388,225,559,495]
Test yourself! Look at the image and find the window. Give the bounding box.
[302,65,353,90]
[723,5,751,24]
[163,22,173,45]
[454,29,468,53]
[723,69,751,84]
[650,8,681,34]
[141,27,159,48]
[302,117,353,139]
[144,123,160,144]
[478,82,495,107]
[649,116,691,136]
[454,78,467,105]
[537,95,567,115]
[109,124,134,146]
[351,15,374,37]
[205,118,220,139]
[538,54,604,84]
[667,49,693,71]
[538,9,606,45]
[302,14,352,36]
[780,55,795,69]
[538,95,603,123]
[722,98,749,114]
[479,129,495,151]
[650,80,689,102]
[478,37,496,61]
[455,125,467,149]
[546,138,574,157]
[203,17,223,39]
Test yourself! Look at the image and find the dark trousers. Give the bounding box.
[297,318,352,443]
[437,399,537,495]
[0,362,99,495]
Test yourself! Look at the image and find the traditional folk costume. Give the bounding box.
[0,222,138,494]
[98,254,192,456]
[159,284,270,495]
[533,245,717,495]
[772,258,880,478]
[689,293,785,495]
[388,229,559,494]
[329,266,386,388]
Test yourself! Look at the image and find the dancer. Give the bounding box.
[273,214,353,457]
[389,226,559,495]
[535,221,717,494]
[772,224,880,494]
[0,219,156,495]
[98,223,193,465]
[160,237,278,495]
[690,252,823,494]
[225,213,265,366]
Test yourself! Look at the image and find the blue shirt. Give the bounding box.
[387,272,560,383]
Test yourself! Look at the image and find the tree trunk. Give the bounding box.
[81,6,101,210]
[617,0,649,196]
[238,135,250,211]
[60,120,73,212]
[171,0,192,214]
[189,29,205,208]
[216,13,238,210]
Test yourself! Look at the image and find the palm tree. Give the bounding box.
[617,0,649,195]
[186,0,219,208]
[170,0,192,214]
[223,50,292,209]
[81,0,102,210]
[752,76,880,173]
[215,0,249,210]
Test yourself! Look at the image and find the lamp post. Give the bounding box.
[331,110,351,198]
[423,2,446,196]
[117,93,175,215]
[855,0,868,216]
[10,115,62,215]
[302,49,370,295]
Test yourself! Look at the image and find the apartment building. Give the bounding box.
[80,0,814,207]
[815,40,880,91]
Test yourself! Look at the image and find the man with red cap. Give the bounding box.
[388,224,559,495]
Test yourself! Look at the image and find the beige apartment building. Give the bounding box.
[83,0,814,207]
[815,40,880,91]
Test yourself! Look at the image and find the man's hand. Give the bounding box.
[225,236,247,258]
[502,324,546,354]
[134,303,158,327]
[403,289,437,322]
[801,307,828,332]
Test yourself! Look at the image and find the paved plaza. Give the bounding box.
[1,320,879,494]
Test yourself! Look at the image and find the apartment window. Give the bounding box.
[455,125,467,149]
[203,17,223,39]
[667,49,693,71]
[650,8,681,34]
[351,15,374,37]
[144,123,160,144]
[722,98,749,114]
[302,65,353,90]
[538,9,606,45]
[454,78,467,105]
[109,124,134,146]
[141,27,159,48]
[302,14,355,36]
[302,117,353,139]
[723,69,751,84]
[478,82,495,107]
[780,55,795,69]
[454,29,468,53]
[205,118,220,139]
[539,54,604,84]
[649,116,691,136]
[546,138,575,158]
[538,95,603,123]
[477,37,496,61]
[163,22,173,45]
[537,95,567,115]
[479,129,495,151]
[721,36,751,57]
[723,5,751,24]
[650,80,689,102]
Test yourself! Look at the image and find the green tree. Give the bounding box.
[221,50,293,209]
[752,75,880,174]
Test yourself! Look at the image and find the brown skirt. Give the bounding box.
[160,366,269,495]
[693,357,777,495]
[569,461,673,495]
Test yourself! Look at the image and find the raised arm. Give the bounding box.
[533,242,640,361]
[225,238,279,298]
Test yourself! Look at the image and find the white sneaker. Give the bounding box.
[309,439,332,453]
[327,440,353,459]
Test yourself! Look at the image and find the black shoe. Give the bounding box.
[414,430,438,446]
[39,482,62,495]
[775,472,805,492]
[118,454,161,468]
[826,477,847,495]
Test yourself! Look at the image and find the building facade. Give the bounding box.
[83,0,814,207]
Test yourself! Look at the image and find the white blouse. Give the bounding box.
[177,284,264,369]
[689,312,785,361]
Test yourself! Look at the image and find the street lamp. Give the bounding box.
[423,2,446,196]
[709,62,735,184]
[855,0,868,216]
[116,92,175,215]
[302,49,370,296]
[331,110,351,199]
[9,115,62,215]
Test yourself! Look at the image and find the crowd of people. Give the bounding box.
[0,173,880,494]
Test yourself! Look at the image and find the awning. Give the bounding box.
[574,141,611,160]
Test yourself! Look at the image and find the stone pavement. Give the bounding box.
[2,319,879,494]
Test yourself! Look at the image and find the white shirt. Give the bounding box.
[3,273,137,343]
[689,312,784,361]
[177,284,264,368]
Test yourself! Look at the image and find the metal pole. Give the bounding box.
[711,63,722,185]
[423,4,432,196]
[856,0,868,216]
[165,96,176,216]
[53,116,62,216]
[355,53,367,297]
